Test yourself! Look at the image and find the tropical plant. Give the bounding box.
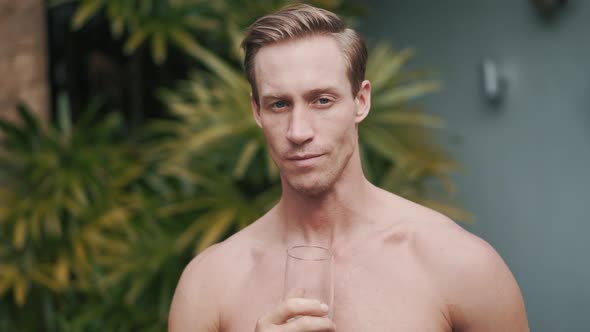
[58,0,364,65]
[0,97,149,330]
[361,43,470,221]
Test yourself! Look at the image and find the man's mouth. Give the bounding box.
[287,154,323,161]
[286,153,325,167]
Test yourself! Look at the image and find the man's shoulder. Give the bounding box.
[168,216,271,331]
[179,224,263,282]
[397,200,528,330]
[404,202,504,280]
[380,194,506,286]
[178,208,276,283]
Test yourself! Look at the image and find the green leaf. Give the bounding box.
[56,93,72,137]
[373,81,442,108]
[0,267,15,298]
[71,0,105,30]
[0,118,27,145]
[13,220,27,249]
[370,46,415,89]
[124,29,148,54]
[233,139,260,179]
[16,103,40,135]
[169,29,245,89]
[370,111,445,129]
[265,148,279,180]
[14,274,28,306]
[196,209,235,253]
[185,121,251,153]
[110,16,124,38]
[173,215,209,253]
[151,32,167,65]
[125,275,149,305]
[360,124,407,163]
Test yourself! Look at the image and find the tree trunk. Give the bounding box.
[0,0,49,123]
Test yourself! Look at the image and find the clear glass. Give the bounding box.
[283,245,334,318]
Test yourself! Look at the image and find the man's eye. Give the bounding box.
[318,98,330,104]
[273,101,287,108]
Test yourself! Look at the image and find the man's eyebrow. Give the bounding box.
[260,94,289,103]
[259,88,340,103]
[303,88,340,99]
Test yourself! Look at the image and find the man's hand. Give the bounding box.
[255,297,335,332]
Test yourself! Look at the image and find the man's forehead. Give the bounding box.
[255,35,345,68]
[254,36,350,95]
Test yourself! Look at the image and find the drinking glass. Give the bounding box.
[283,245,334,318]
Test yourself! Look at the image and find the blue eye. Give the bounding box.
[318,98,330,104]
[273,101,287,108]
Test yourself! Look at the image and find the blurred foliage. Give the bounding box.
[0,97,158,330]
[1,0,468,330]
[361,44,471,221]
[0,97,140,299]
[53,0,365,65]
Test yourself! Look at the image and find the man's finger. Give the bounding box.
[284,315,335,332]
[267,298,330,324]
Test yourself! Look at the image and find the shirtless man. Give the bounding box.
[168,4,529,331]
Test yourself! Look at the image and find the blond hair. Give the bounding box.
[241,3,368,104]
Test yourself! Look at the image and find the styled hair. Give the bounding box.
[241,3,368,104]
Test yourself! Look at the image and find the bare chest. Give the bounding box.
[221,251,451,332]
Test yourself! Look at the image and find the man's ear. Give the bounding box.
[250,93,263,128]
[354,80,371,124]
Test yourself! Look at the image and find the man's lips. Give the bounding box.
[285,154,325,167]
[286,154,323,161]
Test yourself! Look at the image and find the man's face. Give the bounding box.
[251,35,370,196]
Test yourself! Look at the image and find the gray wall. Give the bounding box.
[360,1,590,331]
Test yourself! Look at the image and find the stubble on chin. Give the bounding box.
[287,178,331,197]
[284,168,337,198]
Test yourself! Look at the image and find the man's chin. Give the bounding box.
[286,178,332,197]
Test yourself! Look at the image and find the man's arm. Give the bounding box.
[428,222,530,331]
[168,246,222,332]
[450,239,529,331]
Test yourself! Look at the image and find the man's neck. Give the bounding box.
[277,170,379,248]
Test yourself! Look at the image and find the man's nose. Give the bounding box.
[286,106,314,145]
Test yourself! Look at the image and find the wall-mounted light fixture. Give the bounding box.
[481,59,508,105]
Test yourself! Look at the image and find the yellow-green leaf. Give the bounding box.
[54,256,69,288]
[371,111,445,129]
[185,121,250,153]
[0,267,15,298]
[196,209,236,253]
[125,275,149,305]
[265,149,279,180]
[360,125,407,163]
[14,277,27,306]
[13,220,26,249]
[124,29,148,54]
[151,32,167,65]
[373,82,442,108]
[71,0,104,30]
[369,47,415,89]
[110,17,124,38]
[233,139,260,179]
[29,268,58,291]
[170,29,245,89]
[174,215,209,253]
[44,213,62,237]
[73,241,87,262]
